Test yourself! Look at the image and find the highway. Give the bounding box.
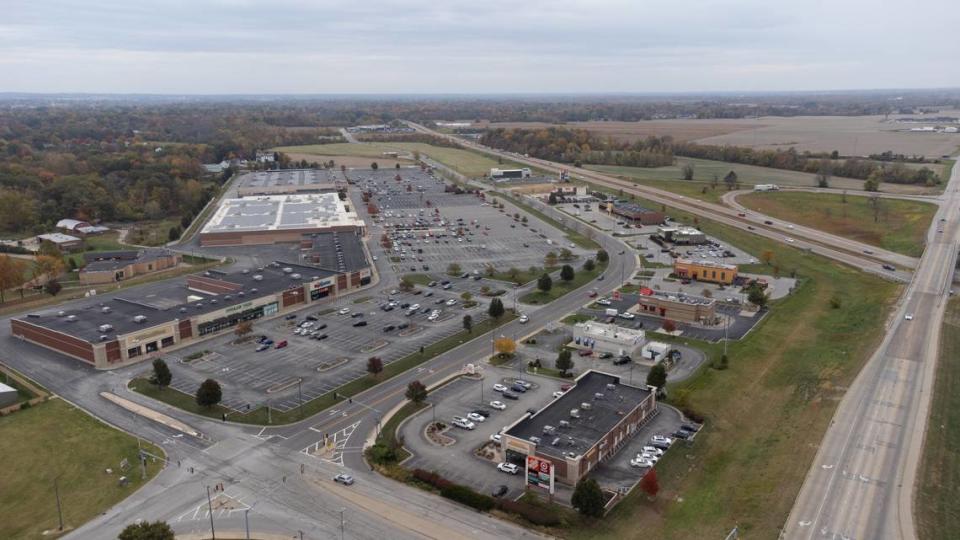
[783,157,960,538]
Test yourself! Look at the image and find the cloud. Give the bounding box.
[3,0,959,93]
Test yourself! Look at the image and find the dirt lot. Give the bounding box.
[482,112,960,159]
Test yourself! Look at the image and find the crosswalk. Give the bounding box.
[301,421,362,466]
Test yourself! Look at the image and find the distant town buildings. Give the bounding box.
[79,249,182,285]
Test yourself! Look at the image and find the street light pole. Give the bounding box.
[205,485,217,540]
[298,378,304,418]
[340,508,345,540]
[54,476,64,531]
[244,508,250,540]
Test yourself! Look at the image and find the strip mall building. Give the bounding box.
[11,261,371,369]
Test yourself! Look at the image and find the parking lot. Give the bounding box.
[165,284,490,412]
[353,169,590,277]
[400,367,566,501]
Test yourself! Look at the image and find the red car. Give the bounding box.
[578,349,593,357]
[588,290,598,298]
[275,340,288,349]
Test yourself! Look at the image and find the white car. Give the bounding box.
[497,462,519,475]
[651,435,673,445]
[642,446,664,456]
[372,255,378,261]
[338,307,351,315]
[552,391,565,398]
[785,237,795,243]
[409,304,420,311]
[787,224,795,229]
[519,315,529,324]
[467,412,486,423]
[427,313,440,321]
[639,452,659,463]
[452,416,475,430]
[618,312,635,320]
[596,299,612,306]
[490,400,506,410]
[493,384,508,393]
[905,313,914,320]
[630,458,653,468]
[446,299,457,306]
[490,433,502,443]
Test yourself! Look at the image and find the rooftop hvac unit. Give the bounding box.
[283,267,293,274]
[291,273,301,279]
[250,288,258,293]
[195,303,203,309]
[606,383,617,391]
[133,315,147,324]
[179,307,187,313]
[242,269,249,274]
[57,311,66,317]
[101,306,112,313]
[238,291,245,297]
[558,420,571,428]
[210,299,217,304]
[224,295,231,300]
[253,275,263,281]
[580,402,592,410]
[98,324,114,332]
[66,315,78,322]
[594,393,605,400]
[100,335,110,342]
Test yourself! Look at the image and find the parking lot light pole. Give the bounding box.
[297,378,303,418]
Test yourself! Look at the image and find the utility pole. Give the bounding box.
[54,476,64,531]
[244,508,250,540]
[206,485,216,540]
[340,508,345,540]
[298,378,304,418]
[479,377,483,404]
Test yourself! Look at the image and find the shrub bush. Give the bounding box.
[366,443,399,465]
[411,468,453,490]
[497,499,561,526]
[440,484,496,511]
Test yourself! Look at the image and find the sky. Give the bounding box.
[3,0,959,94]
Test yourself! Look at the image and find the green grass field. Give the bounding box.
[916,298,960,540]
[519,261,606,305]
[738,191,936,257]
[586,156,937,195]
[561,204,898,539]
[0,399,164,539]
[274,141,515,179]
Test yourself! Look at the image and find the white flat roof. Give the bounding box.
[202,193,363,234]
[575,321,645,341]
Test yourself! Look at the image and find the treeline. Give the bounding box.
[480,127,674,168]
[355,133,463,149]
[481,127,942,185]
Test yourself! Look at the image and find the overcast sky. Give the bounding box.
[3,0,959,94]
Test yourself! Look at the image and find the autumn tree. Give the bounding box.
[234,320,253,338]
[405,380,428,404]
[662,319,677,333]
[494,337,516,357]
[447,262,462,276]
[748,285,768,307]
[366,356,384,379]
[398,278,414,292]
[544,251,558,267]
[640,469,659,498]
[44,280,62,296]
[460,291,473,302]
[760,250,775,266]
[559,248,574,261]
[33,255,65,281]
[0,255,28,303]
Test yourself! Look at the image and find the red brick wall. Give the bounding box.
[178,319,193,340]
[105,340,121,363]
[11,320,95,364]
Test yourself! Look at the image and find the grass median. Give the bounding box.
[916,297,960,540]
[130,313,516,426]
[564,214,899,539]
[519,261,607,305]
[0,398,164,539]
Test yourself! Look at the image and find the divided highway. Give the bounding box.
[783,155,960,539]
